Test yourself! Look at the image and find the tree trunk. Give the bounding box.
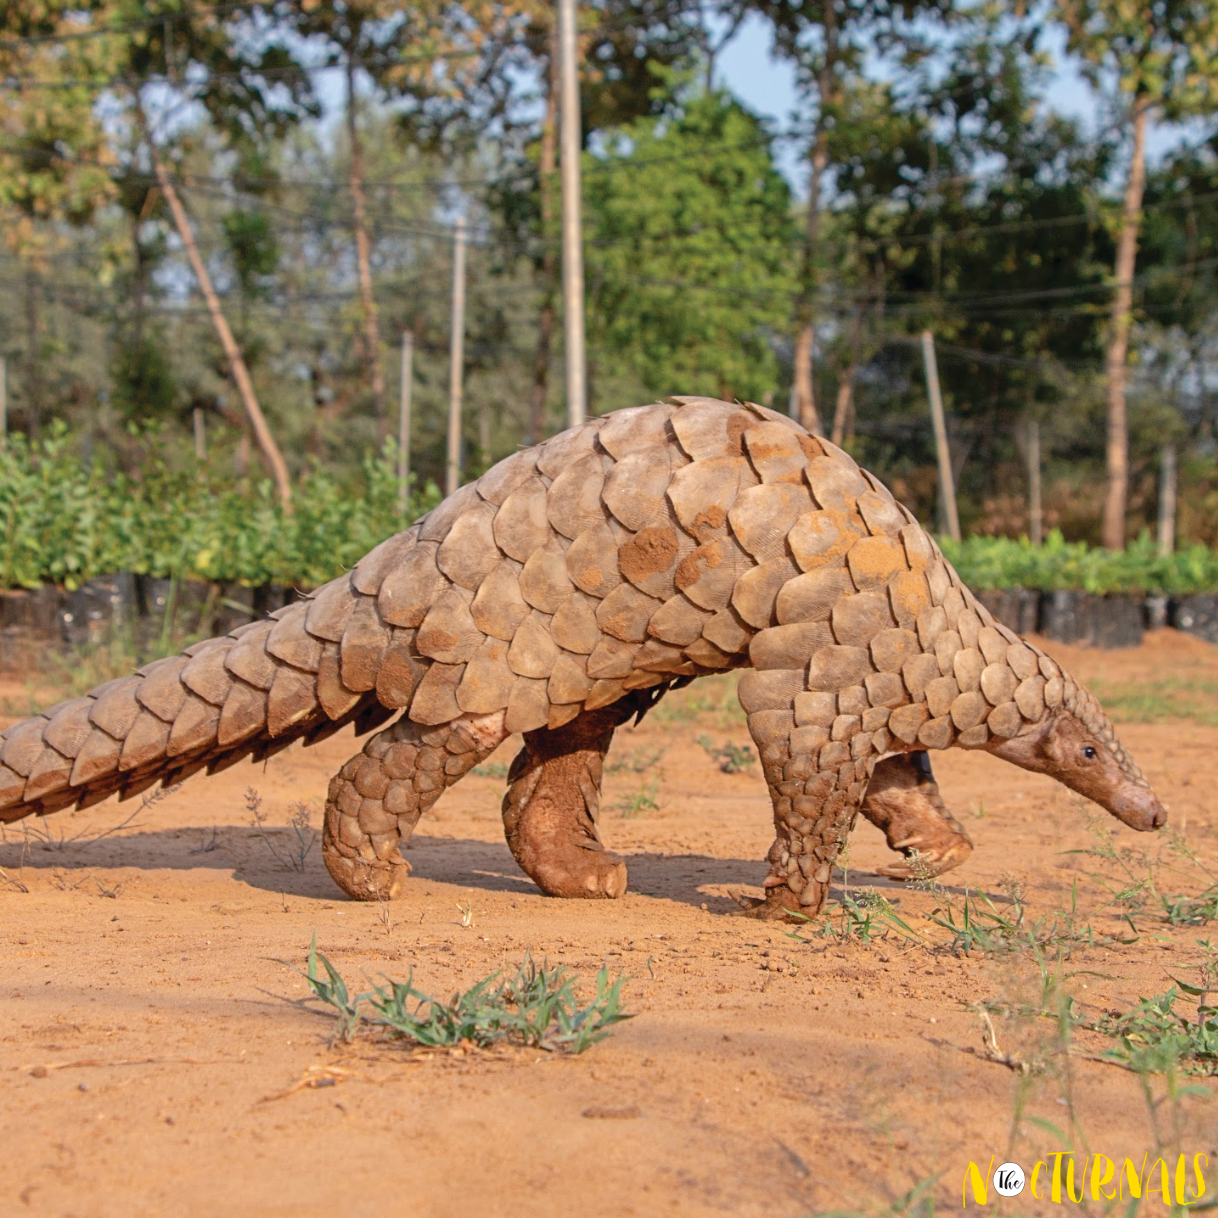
[527,39,559,446]
[23,266,42,439]
[1101,95,1149,551]
[792,2,838,436]
[346,54,387,437]
[830,304,866,447]
[144,132,293,510]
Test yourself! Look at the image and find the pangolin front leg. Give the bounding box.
[862,751,974,879]
[323,713,504,900]
[501,705,632,900]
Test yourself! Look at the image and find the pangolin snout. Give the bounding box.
[1110,785,1168,832]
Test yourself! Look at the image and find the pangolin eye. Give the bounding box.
[1082,746,1098,761]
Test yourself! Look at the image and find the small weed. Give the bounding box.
[695,735,756,774]
[1089,675,1218,727]
[472,761,508,780]
[245,789,317,872]
[804,1174,941,1218]
[972,800,987,820]
[605,745,666,775]
[613,777,660,818]
[0,865,29,893]
[790,889,926,946]
[457,900,475,928]
[298,938,632,1054]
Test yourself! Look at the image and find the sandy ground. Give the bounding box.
[3,630,1218,1218]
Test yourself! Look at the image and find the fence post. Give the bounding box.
[399,330,414,519]
[1157,443,1176,556]
[558,0,587,427]
[1027,418,1043,545]
[920,329,960,542]
[446,216,467,498]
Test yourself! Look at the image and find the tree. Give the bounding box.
[1056,0,1218,547]
[583,88,797,403]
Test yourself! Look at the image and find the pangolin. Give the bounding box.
[0,397,1166,918]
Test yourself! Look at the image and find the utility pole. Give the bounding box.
[558,0,587,426]
[920,329,960,542]
[1157,443,1177,556]
[399,330,414,518]
[446,216,467,497]
[1026,418,1043,546]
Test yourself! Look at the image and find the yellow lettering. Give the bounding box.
[1066,1155,1088,1203]
[1146,1158,1172,1204]
[1121,1156,1148,1200]
[962,1158,993,1207]
[1031,1161,1046,1201]
[1184,1153,1209,1206]
[1090,1155,1116,1201]
[1049,1152,1073,1204]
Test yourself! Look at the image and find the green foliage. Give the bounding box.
[941,529,1218,593]
[695,735,756,774]
[0,425,439,590]
[1094,985,1218,1076]
[301,941,633,1054]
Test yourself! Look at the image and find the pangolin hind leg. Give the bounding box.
[323,713,505,901]
[501,704,633,900]
[861,751,974,880]
[743,705,878,920]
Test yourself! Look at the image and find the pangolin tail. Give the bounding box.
[0,585,392,823]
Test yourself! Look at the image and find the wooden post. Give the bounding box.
[921,329,960,541]
[1157,443,1176,556]
[446,217,467,497]
[0,357,6,453]
[193,406,206,462]
[558,0,587,426]
[1027,418,1043,546]
[398,330,413,519]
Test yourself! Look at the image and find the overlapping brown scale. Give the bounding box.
[674,534,752,611]
[223,621,276,690]
[750,622,833,671]
[980,663,1017,706]
[64,723,122,781]
[805,456,867,511]
[634,638,690,673]
[266,608,323,672]
[340,597,390,693]
[23,747,74,802]
[516,539,573,614]
[617,521,686,600]
[409,662,465,724]
[536,421,602,478]
[567,522,621,598]
[586,678,626,710]
[416,586,483,664]
[933,629,962,675]
[218,680,268,747]
[669,399,751,460]
[702,607,752,656]
[493,476,551,561]
[596,582,661,643]
[351,529,417,596]
[742,421,807,484]
[901,653,941,698]
[378,544,448,629]
[596,402,674,459]
[135,656,188,722]
[855,491,907,538]
[1014,675,1047,720]
[775,567,854,625]
[504,676,550,734]
[456,637,515,713]
[508,611,560,678]
[830,590,894,647]
[475,447,539,506]
[865,671,905,708]
[316,643,362,719]
[665,457,742,543]
[737,667,804,713]
[1006,641,1040,680]
[304,578,356,643]
[807,644,874,692]
[586,635,636,679]
[470,562,531,641]
[602,448,673,530]
[548,652,594,705]
[266,665,318,736]
[870,628,920,674]
[166,694,220,757]
[731,556,799,629]
[417,482,480,543]
[887,568,932,629]
[729,483,812,561]
[436,500,501,591]
[918,716,954,750]
[846,535,908,592]
[888,703,930,744]
[683,636,734,669]
[786,509,862,573]
[953,648,984,693]
[376,633,426,707]
[645,593,707,647]
[550,593,600,654]
[42,698,97,759]
[547,452,607,540]
[181,642,235,707]
[987,702,1023,737]
[924,676,959,718]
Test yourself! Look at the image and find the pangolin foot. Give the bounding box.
[529,843,629,900]
[324,852,413,902]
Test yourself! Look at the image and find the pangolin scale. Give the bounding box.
[0,397,1166,917]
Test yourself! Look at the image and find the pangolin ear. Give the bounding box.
[1038,712,1073,765]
